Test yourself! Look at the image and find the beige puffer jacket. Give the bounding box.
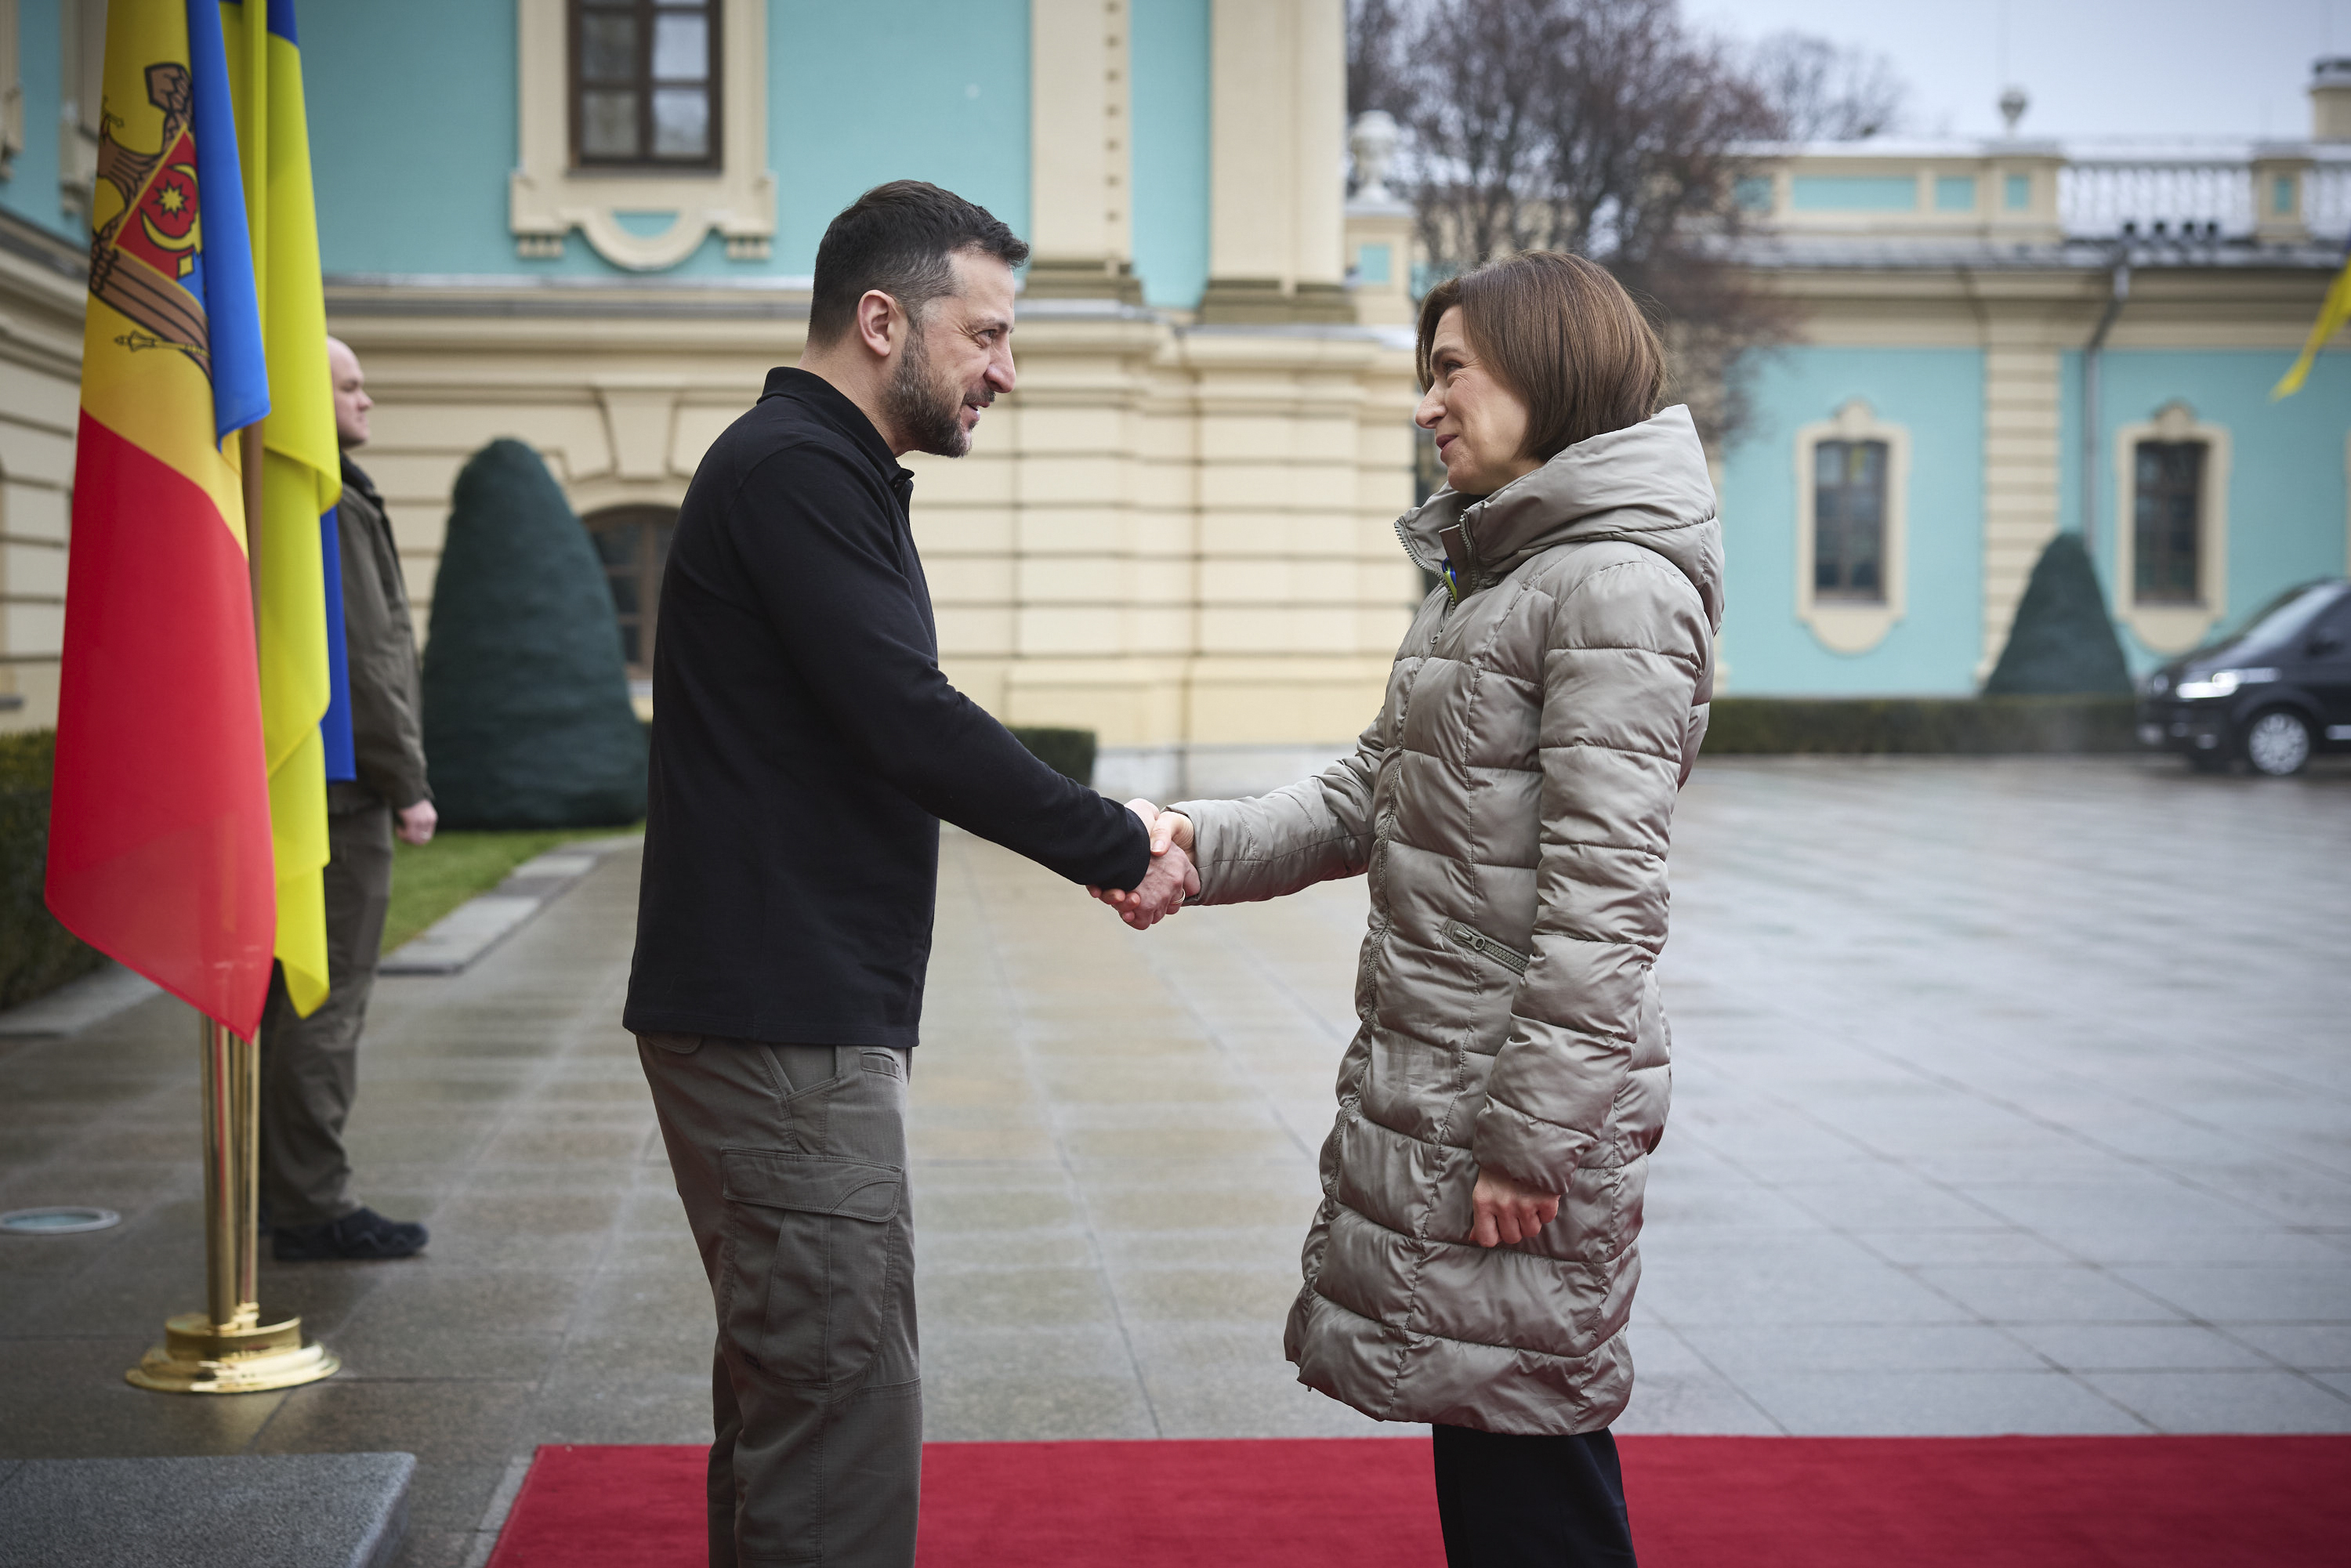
[1172,405,1722,1436]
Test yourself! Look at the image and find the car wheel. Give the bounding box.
[2242,708,2313,777]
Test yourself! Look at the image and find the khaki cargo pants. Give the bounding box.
[637,1033,921,1568]
[259,802,393,1226]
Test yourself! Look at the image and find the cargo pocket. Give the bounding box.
[718,1150,904,1389]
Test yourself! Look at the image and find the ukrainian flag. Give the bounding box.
[226,0,342,1016]
[47,0,277,1035]
[2273,243,2351,400]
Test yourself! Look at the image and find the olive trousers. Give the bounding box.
[259,802,393,1228]
[637,1033,922,1568]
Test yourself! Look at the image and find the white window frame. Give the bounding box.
[2113,400,2230,655]
[510,0,774,270]
[1793,397,1909,654]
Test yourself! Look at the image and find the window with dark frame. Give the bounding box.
[2133,440,2204,604]
[571,0,720,169]
[1813,438,1888,601]
[586,506,676,679]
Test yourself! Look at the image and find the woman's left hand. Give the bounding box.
[1469,1166,1561,1247]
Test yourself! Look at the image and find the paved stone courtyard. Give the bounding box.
[2,758,2346,1567]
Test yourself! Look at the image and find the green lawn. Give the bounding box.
[382,826,641,955]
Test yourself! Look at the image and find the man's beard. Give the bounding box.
[882,328,982,458]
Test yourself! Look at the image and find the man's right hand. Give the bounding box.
[396,800,438,846]
[1085,800,1199,929]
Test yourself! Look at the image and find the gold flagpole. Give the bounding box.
[125,1023,338,1392]
[125,434,338,1396]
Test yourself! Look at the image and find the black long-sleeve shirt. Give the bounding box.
[623,368,1148,1047]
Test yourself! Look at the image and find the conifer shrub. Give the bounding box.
[1984,533,2134,695]
[0,729,106,1011]
[1009,726,1096,785]
[422,440,647,828]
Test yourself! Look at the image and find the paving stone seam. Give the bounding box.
[949,844,1168,1440]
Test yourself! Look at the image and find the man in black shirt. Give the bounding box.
[626,182,1195,1567]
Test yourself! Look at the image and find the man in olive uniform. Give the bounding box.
[259,336,437,1262]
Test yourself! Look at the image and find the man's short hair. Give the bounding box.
[807,181,1031,347]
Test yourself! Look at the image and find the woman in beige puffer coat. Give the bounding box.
[1142,253,1722,1566]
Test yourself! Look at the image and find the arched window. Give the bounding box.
[583,505,676,681]
[1793,398,1911,654]
[2113,400,2231,656]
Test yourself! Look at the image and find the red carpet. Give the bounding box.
[485,1435,2351,1566]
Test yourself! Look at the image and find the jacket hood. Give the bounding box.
[1399,403,1723,632]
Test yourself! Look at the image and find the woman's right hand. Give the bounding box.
[1469,1165,1561,1247]
[1087,804,1199,928]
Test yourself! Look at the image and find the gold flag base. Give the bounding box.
[126,1309,340,1394]
[125,1019,339,1395]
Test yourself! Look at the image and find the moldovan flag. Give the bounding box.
[227,0,341,1017]
[45,0,276,1037]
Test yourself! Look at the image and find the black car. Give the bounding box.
[2138,578,2351,776]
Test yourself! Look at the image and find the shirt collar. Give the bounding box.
[339,452,381,503]
[761,366,909,485]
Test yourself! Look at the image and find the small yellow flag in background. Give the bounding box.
[2272,248,2351,400]
[226,0,342,1017]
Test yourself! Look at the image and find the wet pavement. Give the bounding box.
[2,757,2346,1566]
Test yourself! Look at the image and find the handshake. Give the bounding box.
[1087,800,1198,931]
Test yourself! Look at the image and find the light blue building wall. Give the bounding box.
[22,0,1214,300]
[768,0,1030,278]
[1129,0,1210,309]
[302,1,516,275]
[1718,348,1987,695]
[301,0,1034,281]
[1,0,73,241]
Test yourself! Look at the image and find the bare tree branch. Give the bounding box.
[1749,31,1909,142]
[1349,0,1808,445]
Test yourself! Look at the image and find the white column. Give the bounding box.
[1201,0,1350,323]
[1026,0,1140,301]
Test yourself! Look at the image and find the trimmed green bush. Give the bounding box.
[0,730,106,1012]
[1702,696,2139,755]
[1984,534,2133,695]
[422,440,647,829]
[1009,726,1097,785]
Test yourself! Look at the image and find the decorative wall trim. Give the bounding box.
[2112,399,2230,655]
[0,0,22,179]
[1792,397,1910,654]
[1025,0,1143,302]
[509,0,774,271]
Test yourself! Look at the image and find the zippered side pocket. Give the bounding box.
[1444,918,1530,976]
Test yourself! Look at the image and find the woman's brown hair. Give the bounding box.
[1415,252,1667,464]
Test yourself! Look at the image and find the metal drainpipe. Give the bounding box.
[2081,256,2131,561]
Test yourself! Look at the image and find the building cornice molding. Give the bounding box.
[0,212,89,380]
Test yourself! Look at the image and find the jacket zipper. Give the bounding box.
[1443,918,1531,976]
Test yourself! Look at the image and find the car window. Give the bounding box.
[2197,582,2344,657]
[2315,598,2351,653]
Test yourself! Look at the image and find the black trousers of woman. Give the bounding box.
[1432,1424,1638,1567]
